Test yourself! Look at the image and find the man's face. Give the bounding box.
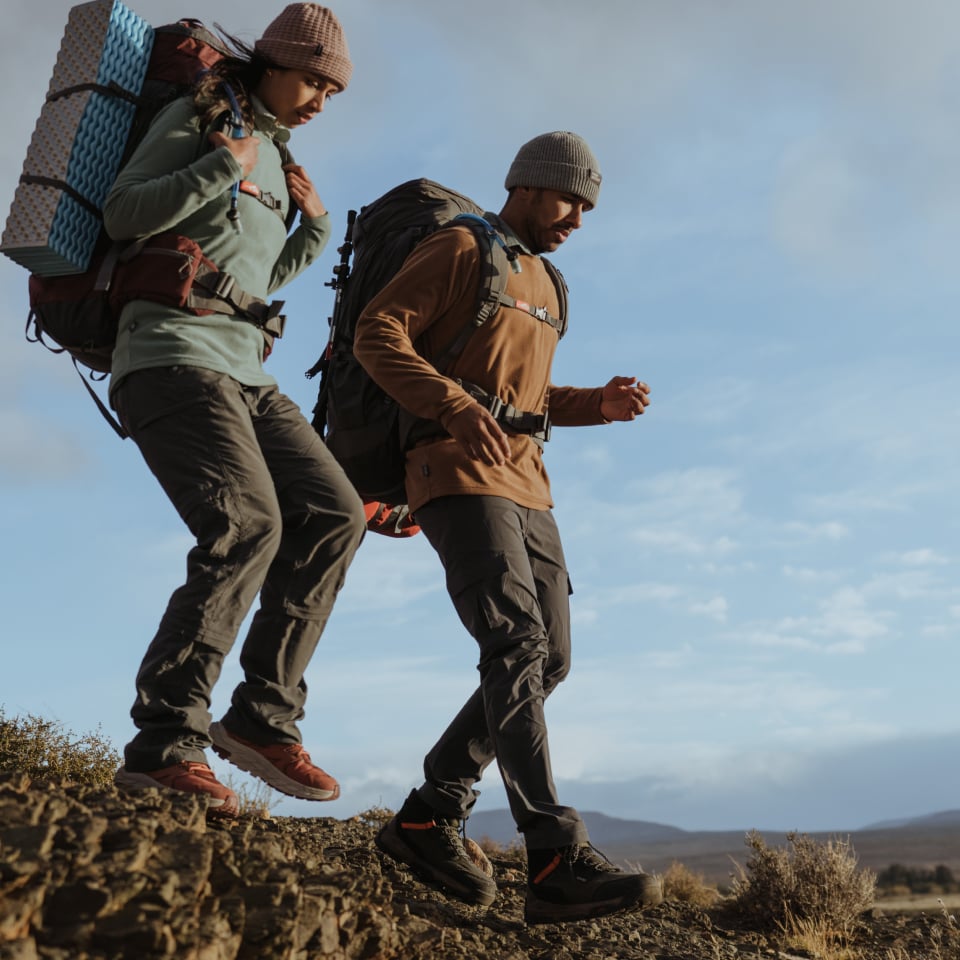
[520,188,592,254]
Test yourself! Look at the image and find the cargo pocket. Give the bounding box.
[446,551,543,647]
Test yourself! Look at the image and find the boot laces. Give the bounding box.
[569,842,620,874]
[435,817,468,857]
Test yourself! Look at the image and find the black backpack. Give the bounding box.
[307,178,568,526]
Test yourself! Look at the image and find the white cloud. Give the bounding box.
[782,565,844,582]
[782,520,850,542]
[776,587,890,647]
[863,569,949,603]
[689,596,728,622]
[898,548,950,567]
[641,467,744,521]
[630,528,738,557]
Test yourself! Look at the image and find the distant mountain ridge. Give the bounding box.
[470,808,687,847]
[864,808,960,830]
[468,807,960,884]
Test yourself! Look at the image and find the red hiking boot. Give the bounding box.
[114,761,239,818]
[209,721,340,801]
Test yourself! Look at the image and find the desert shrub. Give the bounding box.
[661,861,720,907]
[877,863,959,895]
[0,706,121,787]
[879,883,913,899]
[730,830,875,933]
[477,835,526,861]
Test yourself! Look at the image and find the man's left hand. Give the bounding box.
[599,376,650,422]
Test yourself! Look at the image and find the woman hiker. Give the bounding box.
[105,3,366,818]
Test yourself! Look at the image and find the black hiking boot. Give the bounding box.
[375,790,497,907]
[525,842,663,924]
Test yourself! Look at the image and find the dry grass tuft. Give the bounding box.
[220,771,281,818]
[778,911,861,960]
[661,860,720,906]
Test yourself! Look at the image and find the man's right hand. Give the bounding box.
[208,131,261,176]
[445,403,512,466]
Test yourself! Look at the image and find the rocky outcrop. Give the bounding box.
[2,771,957,959]
[0,772,399,959]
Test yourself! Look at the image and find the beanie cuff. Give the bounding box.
[506,161,601,207]
[255,38,353,90]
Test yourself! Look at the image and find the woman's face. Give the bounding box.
[256,68,339,128]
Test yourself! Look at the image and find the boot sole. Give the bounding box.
[375,819,497,907]
[208,722,339,801]
[113,766,238,818]
[524,881,663,925]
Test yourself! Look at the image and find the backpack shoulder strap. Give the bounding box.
[433,214,567,370]
[204,108,297,231]
[275,139,299,233]
[540,256,569,339]
[430,214,514,371]
[454,212,566,337]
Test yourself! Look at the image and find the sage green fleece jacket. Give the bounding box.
[103,96,331,395]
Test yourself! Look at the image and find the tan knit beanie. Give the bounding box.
[505,131,602,207]
[255,4,352,91]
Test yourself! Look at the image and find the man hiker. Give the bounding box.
[353,131,661,923]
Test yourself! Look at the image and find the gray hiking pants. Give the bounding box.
[413,495,589,851]
[113,366,366,771]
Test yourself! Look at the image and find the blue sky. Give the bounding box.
[1,0,958,833]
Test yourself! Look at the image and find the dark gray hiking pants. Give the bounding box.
[413,495,589,850]
[113,366,366,771]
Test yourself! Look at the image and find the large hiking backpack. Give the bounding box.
[0,4,240,435]
[307,178,568,535]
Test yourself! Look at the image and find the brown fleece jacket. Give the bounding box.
[353,214,606,513]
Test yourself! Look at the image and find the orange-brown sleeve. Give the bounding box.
[548,386,606,426]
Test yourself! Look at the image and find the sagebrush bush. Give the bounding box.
[0,706,121,787]
[731,830,876,933]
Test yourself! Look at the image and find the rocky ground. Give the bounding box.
[0,771,958,959]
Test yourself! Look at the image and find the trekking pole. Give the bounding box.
[221,83,245,233]
[325,208,356,337]
[305,209,356,382]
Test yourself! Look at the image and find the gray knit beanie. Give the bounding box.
[255,4,352,91]
[504,131,602,207]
